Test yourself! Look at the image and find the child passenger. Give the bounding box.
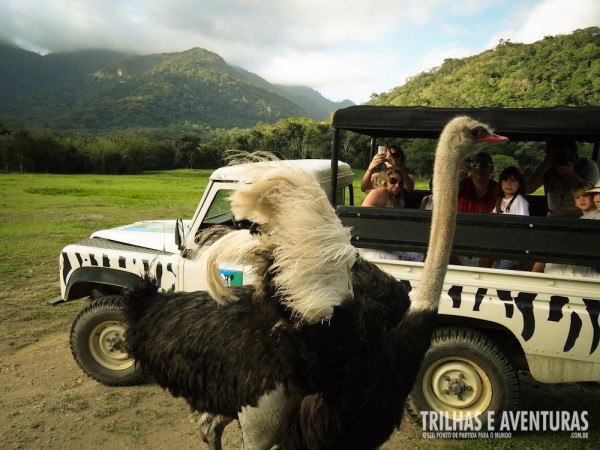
[590,181,600,211]
[577,181,600,219]
[485,167,529,270]
[492,166,529,216]
[588,181,600,214]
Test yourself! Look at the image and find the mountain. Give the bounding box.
[228,66,353,121]
[0,43,353,135]
[0,42,131,97]
[370,27,600,108]
[273,85,354,121]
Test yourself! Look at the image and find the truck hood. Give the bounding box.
[91,220,190,253]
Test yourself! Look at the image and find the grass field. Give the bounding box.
[0,170,212,330]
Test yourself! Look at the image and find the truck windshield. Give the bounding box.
[203,189,233,225]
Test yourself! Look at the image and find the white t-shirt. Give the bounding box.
[491,194,529,216]
[423,195,433,211]
[581,209,600,219]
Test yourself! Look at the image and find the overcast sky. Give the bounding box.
[1,0,598,104]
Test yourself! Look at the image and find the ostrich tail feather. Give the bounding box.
[230,163,327,227]
[200,230,272,304]
[199,161,356,323]
[230,164,356,322]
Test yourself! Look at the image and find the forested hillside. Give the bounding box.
[0,44,349,135]
[370,27,599,107]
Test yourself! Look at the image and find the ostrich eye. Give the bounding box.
[471,127,489,138]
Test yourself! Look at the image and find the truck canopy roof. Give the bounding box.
[210,158,354,189]
[332,106,600,143]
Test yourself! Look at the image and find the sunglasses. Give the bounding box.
[388,177,400,185]
[389,153,402,158]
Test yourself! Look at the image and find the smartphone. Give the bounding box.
[377,145,387,154]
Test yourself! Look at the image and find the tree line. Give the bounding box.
[0,118,333,175]
[4,117,595,181]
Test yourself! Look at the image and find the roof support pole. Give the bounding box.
[330,127,340,206]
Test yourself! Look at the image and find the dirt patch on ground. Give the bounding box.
[0,327,242,450]
[1,297,599,449]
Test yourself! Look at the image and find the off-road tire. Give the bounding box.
[70,295,146,386]
[407,326,519,428]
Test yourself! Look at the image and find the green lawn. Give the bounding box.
[0,170,210,328]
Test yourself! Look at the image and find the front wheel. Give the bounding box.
[407,326,519,428]
[70,295,146,386]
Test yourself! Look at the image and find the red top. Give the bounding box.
[457,178,498,213]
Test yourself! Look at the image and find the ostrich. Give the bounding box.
[122,116,507,449]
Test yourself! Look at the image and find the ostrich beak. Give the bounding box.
[477,132,508,144]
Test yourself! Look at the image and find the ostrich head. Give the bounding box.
[438,116,508,157]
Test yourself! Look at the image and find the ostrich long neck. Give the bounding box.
[391,118,506,369]
[411,133,461,313]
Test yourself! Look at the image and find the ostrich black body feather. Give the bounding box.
[122,258,415,449]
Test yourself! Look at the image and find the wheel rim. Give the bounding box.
[88,320,134,371]
[422,356,492,418]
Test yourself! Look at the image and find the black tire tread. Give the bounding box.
[69,295,147,386]
[406,326,520,425]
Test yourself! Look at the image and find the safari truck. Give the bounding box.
[330,106,600,423]
[53,106,600,426]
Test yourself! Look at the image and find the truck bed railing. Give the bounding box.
[337,206,600,267]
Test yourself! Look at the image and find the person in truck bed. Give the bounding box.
[453,152,497,267]
[360,168,423,261]
[525,138,600,218]
[361,145,414,193]
[574,181,600,219]
[587,180,600,215]
[492,166,530,216]
[485,166,530,270]
[361,168,405,209]
[457,151,497,213]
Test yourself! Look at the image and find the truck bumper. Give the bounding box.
[47,296,65,307]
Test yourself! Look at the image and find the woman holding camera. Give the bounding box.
[361,145,414,193]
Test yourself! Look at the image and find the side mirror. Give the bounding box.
[175,218,185,251]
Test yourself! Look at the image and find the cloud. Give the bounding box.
[488,0,600,46]
[0,0,597,103]
[516,0,600,42]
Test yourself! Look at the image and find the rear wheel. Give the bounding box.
[70,295,146,386]
[407,327,519,428]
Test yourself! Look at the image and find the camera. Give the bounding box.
[555,154,569,166]
[468,161,481,169]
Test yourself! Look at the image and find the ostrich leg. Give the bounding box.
[238,385,287,450]
[199,413,234,450]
